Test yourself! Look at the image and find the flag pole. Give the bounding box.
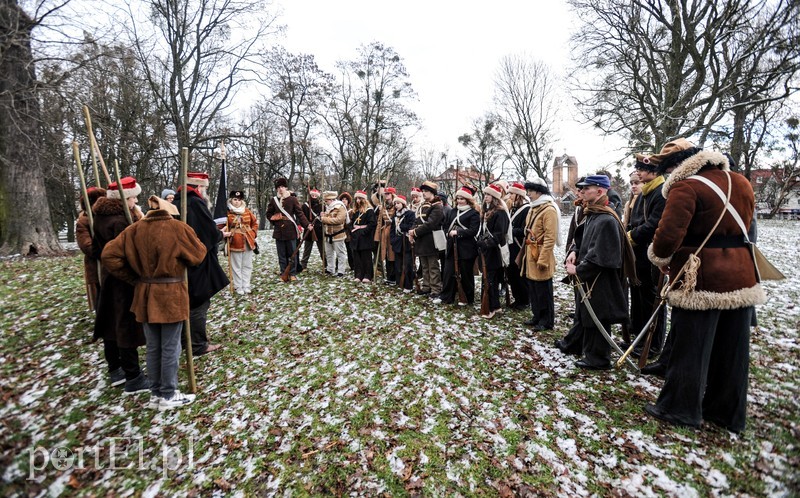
[181,147,198,394]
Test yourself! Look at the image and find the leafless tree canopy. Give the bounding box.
[129,0,279,154]
[493,55,559,182]
[568,0,800,156]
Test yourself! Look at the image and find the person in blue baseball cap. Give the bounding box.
[576,175,612,189]
[565,172,637,370]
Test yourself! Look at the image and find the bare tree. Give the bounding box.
[129,0,278,155]
[0,0,63,255]
[763,116,800,218]
[261,47,333,186]
[323,42,418,189]
[230,106,288,226]
[569,0,800,151]
[493,55,559,181]
[458,115,503,193]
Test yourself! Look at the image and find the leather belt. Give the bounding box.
[140,276,185,284]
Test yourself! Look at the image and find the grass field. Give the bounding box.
[1,219,798,497]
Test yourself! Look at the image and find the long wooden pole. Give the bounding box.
[73,142,100,310]
[82,105,112,185]
[112,159,133,226]
[181,147,198,394]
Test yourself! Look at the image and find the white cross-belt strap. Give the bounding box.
[687,174,749,242]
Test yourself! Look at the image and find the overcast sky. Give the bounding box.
[274,0,629,177]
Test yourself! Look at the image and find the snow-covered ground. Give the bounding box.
[1,218,797,496]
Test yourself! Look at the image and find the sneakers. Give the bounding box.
[109,368,125,387]
[123,373,151,395]
[432,298,442,305]
[147,395,162,409]
[159,391,196,411]
[361,278,371,284]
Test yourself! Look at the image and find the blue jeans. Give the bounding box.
[143,322,183,399]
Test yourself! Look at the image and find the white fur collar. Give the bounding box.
[662,150,729,198]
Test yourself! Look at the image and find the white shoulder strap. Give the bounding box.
[687,174,749,242]
[274,196,300,236]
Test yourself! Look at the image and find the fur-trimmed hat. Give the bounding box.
[229,190,245,200]
[419,180,438,194]
[454,186,474,201]
[107,176,141,199]
[80,186,107,211]
[642,138,702,174]
[494,180,509,194]
[410,187,422,195]
[186,172,209,187]
[338,191,352,204]
[354,190,368,201]
[524,176,549,195]
[323,191,338,201]
[309,188,320,197]
[148,195,180,216]
[394,194,407,206]
[274,177,288,189]
[385,187,397,195]
[483,183,504,200]
[508,182,526,196]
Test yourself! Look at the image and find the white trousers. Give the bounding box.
[230,249,253,293]
[324,239,348,274]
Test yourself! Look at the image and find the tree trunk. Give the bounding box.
[0,0,62,256]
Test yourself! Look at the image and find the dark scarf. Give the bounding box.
[583,195,639,285]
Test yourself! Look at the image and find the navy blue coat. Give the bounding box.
[390,210,415,253]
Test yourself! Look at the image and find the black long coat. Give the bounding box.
[477,209,510,271]
[412,200,444,257]
[509,203,530,262]
[350,208,376,251]
[174,188,229,307]
[628,180,666,272]
[443,207,480,260]
[91,197,145,348]
[574,210,628,324]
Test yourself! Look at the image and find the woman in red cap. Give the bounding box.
[437,186,480,305]
[477,184,510,318]
[349,190,376,282]
[92,176,148,393]
[390,194,416,291]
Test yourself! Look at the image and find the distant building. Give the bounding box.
[552,154,579,198]
[750,168,800,218]
[433,165,494,201]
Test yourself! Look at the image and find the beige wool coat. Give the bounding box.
[321,201,348,242]
[520,202,559,281]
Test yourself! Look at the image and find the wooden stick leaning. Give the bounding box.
[82,105,112,185]
[180,147,198,394]
[112,159,133,226]
[454,237,468,305]
[637,272,667,369]
[281,222,316,282]
[398,236,407,290]
[73,142,100,310]
[225,219,234,293]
